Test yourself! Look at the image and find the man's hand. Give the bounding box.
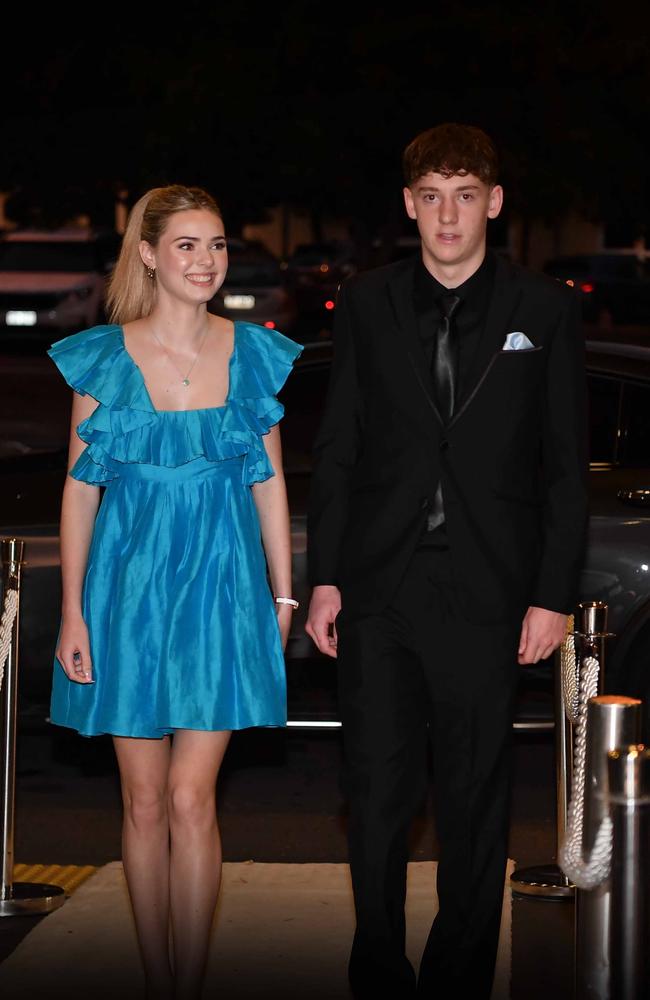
[518,606,568,664]
[305,585,342,658]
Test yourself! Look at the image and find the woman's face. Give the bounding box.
[140,208,228,306]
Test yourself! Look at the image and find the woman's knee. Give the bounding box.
[122,784,168,831]
[168,783,216,831]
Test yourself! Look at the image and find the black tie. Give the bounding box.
[426,292,460,534]
[432,292,461,421]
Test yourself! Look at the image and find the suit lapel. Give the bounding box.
[448,253,523,429]
[384,252,523,428]
[385,258,442,424]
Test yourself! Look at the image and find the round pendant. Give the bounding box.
[182,378,190,387]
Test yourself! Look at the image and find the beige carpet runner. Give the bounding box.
[0,860,513,998]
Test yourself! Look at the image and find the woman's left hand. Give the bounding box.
[276,603,294,651]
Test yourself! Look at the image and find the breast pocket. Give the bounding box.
[488,345,546,422]
[498,345,544,356]
[494,345,545,389]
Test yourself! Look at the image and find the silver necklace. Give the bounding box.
[150,325,209,387]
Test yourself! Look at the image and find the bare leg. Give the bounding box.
[167,729,231,1000]
[114,735,173,999]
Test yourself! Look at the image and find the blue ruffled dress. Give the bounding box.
[48,321,303,738]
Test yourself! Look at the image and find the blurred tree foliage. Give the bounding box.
[1,1,649,254]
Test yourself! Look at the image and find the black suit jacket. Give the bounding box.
[307,251,589,624]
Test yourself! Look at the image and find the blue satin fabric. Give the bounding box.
[48,322,303,738]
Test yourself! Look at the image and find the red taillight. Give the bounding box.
[325,300,335,311]
[264,321,276,329]
[580,283,594,294]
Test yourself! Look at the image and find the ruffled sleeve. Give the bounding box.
[47,325,155,414]
[223,323,303,484]
[228,323,303,401]
[47,325,156,485]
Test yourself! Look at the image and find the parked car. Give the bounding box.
[543,252,650,327]
[284,241,356,339]
[0,228,121,337]
[208,239,297,334]
[2,339,650,733]
[286,240,356,289]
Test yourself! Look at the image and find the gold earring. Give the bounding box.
[146,266,155,279]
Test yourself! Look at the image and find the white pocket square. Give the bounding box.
[502,331,536,351]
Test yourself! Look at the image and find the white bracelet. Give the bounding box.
[275,596,299,609]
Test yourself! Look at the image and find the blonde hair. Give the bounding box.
[106,185,222,325]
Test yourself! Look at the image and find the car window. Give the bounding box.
[597,256,648,280]
[223,259,283,287]
[619,381,650,467]
[587,374,621,464]
[0,241,101,273]
[292,243,337,260]
[544,257,591,279]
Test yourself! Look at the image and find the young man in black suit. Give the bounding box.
[305,123,588,998]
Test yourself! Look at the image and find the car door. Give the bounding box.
[582,368,650,724]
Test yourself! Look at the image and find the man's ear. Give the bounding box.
[403,186,417,221]
[487,185,504,220]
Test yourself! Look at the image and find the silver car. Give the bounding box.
[0,229,120,335]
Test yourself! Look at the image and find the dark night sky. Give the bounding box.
[2,1,650,238]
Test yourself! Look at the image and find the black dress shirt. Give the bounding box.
[414,251,496,547]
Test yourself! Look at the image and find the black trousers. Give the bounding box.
[337,546,521,998]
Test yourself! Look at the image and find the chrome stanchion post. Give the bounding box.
[511,602,613,900]
[607,745,650,1000]
[554,624,574,891]
[0,537,64,916]
[573,698,641,1000]
[1,537,23,903]
[573,601,612,693]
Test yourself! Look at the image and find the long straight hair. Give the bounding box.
[106,185,222,325]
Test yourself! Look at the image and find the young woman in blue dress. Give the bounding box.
[50,185,302,999]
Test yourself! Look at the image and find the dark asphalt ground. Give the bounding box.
[1,698,575,999]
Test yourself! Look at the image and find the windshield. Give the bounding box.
[291,244,340,264]
[0,241,101,272]
[224,259,283,287]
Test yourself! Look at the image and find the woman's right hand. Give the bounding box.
[56,613,94,684]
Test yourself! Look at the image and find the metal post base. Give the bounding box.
[510,864,575,900]
[0,881,65,916]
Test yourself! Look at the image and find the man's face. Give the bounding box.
[403,172,503,274]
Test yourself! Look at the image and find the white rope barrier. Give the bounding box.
[0,587,18,694]
[559,655,613,889]
[561,628,580,724]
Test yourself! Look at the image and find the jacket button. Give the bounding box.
[440,438,449,451]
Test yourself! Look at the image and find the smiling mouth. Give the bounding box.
[185,274,215,284]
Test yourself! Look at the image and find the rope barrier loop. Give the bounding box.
[561,625,580,724]
[559,655,613,890]
[0,586,19,694]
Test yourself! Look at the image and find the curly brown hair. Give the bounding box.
[403,123,499,188]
